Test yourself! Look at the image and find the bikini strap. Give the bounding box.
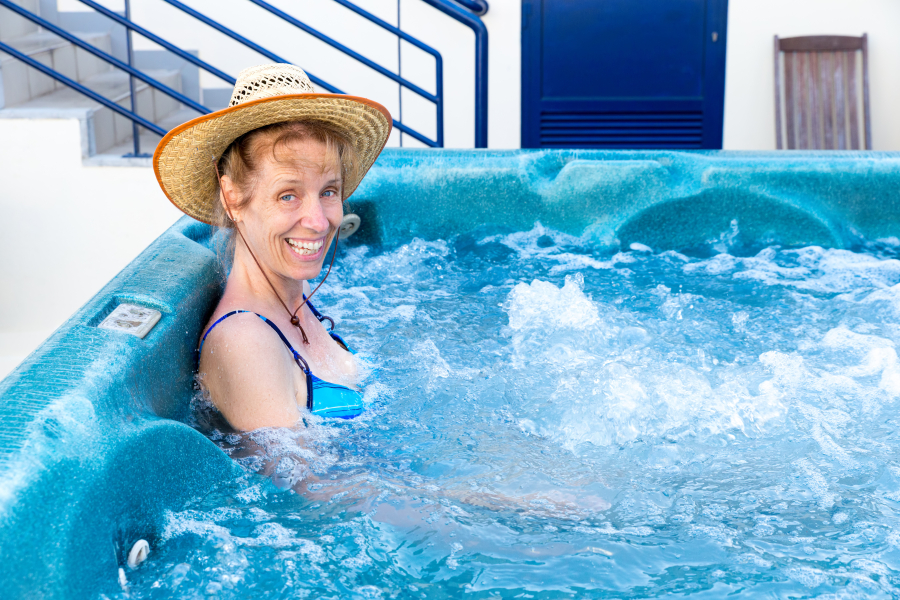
[199,310,249,354]
[198,310,314,410]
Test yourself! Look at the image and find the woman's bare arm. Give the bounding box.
[200,314,304,431]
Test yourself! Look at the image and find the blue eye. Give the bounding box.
[322,190,336,198]
[280,194,295,202]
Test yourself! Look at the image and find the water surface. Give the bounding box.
[111,223,900,598]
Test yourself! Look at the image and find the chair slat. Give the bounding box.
[774,36,784,149]
[779,35,864,52]
[798,53,811,149]
[862,33,872,149]
[820,52,834,149]
[784,50,796,149]
[847,50,860,149]
[834,52,847,150]
[809,52,823,149]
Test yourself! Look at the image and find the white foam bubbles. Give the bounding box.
[481,222,618,274]
[795,458,839,510]
[501,275,787,450]
[686,245,900,294]
[505,273,600,331]
[819,327,900,399]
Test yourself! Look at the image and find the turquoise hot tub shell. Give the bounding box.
[1,149,899,597]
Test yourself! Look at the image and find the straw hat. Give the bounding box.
[153,63,392,225]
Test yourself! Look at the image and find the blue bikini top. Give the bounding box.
[199,297,364,420]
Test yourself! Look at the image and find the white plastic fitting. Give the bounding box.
[127,539,150,568]
[340,213,361,239]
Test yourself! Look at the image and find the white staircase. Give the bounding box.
[0,0,197,160]
[0,1,192,378]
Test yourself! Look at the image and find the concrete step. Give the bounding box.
[2,68,185,154]
[0,30,112,107]
[0,0,40,42]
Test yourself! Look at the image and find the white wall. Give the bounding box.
[482,0,520,148]
[723,0,900,150]
[0,117,181,376]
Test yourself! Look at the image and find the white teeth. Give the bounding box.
[287,239,323,256]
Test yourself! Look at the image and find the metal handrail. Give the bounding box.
[330,0,444,146]
[0,0,487,149]
[451,0,489,16]
[157,0,334,94]
[76,0,236,86]
[0,0,210,115]
[331,0,444,59]
[0,40,165,136]
[249,0,438,103]
[420,0,488,147]
[123,0,140,155]
[160,0,443,147]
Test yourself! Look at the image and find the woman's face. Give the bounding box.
[229,137,344,283]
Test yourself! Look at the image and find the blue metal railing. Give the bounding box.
[451,0,489,16]
[421,0,489,147]
[0,39,166,136]
[0,0,488,150]
[0,0,209,115]
[76,0,235,85]
[77,0,235,155]
[159,0,445,147]
[330,0,445,146]
[249,0,439,105]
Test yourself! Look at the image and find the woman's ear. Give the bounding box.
[219,175,241,223]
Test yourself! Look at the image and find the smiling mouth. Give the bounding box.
[287,238,325,257]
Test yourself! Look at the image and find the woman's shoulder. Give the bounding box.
[198,309,303,430]
[199,310,292,369]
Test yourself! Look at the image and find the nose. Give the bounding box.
[299,193,330,233]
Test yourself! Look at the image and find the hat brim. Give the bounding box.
[153,93,392,225]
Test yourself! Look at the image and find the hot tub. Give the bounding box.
[2,150,899,598]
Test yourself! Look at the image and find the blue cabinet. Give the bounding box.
[521,0,728,149]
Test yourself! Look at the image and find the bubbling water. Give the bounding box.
[109,223,900,599]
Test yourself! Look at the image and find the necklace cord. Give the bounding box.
[213,159,339,345]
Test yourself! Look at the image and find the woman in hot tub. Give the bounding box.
[153,65,608,512]
[153,63,390,433]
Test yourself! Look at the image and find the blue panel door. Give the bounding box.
[521,0,728,149]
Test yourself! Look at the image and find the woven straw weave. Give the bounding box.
[153,64,392,225]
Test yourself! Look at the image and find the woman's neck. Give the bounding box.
[228,244,307,314]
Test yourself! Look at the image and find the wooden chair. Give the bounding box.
[774,34,872,150]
